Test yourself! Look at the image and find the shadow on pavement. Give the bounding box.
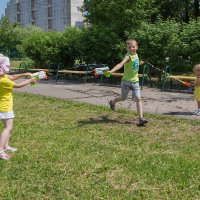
[163,111,195,116]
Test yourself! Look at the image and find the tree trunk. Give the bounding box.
[184,0,189,23]
[194,0,200,21]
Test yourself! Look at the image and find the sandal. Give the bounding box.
[108,100,116,111]
[0,150,10,160]
[5,146,17,152]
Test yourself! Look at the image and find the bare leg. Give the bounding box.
[135,97,143,119]
[197,101,200,109]
[0,119,13,156]
[111,96,125,105]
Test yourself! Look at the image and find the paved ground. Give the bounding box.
[14,79,200,120]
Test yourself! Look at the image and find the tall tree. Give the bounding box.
[82,0,155,39]
[0,17,17,56]
[154,0,199,23]
[194,0,200,20]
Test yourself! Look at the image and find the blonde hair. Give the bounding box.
[193,64,200,72]
[126,39,138,46]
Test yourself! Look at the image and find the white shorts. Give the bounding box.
[0,111,15,119]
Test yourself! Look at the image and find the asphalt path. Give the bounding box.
[14,79,200,120]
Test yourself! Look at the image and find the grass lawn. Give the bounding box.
[0,93,199,200]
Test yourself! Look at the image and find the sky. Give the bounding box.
[0,0,9,17]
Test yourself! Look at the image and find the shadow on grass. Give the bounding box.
[77,114,132,126]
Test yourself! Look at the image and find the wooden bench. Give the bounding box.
[55,64,152,89]
[56,69,148,88]
[57,69,91,75]
[55,69,94,83]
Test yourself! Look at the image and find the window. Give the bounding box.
[32,10,36,20]
[48,7,53,17]
[17,3,21,12]
[31,0,35,9]
[17,13,21,22]
[48,19,53,30]
[48,0,52,6]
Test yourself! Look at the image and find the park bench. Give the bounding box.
[55,63,152,90]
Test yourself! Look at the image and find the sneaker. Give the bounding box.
[108,100,115,111]
[0,150,10,160]
[194,110,200,116]
[5,146,17,152]
[137,118,148,126]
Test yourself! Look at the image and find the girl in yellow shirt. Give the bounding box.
[0,54,37,160]
[193,64,200,115]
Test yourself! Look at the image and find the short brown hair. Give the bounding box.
[126,39,138,46]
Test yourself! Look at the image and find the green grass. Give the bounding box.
[0,93,199,200]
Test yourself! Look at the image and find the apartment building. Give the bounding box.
[5,0,84,32]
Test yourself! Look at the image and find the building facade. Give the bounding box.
[5,0,84,32]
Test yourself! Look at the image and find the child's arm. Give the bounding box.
[109,56,130,74]
[7,72,32,81]
[13,77,37,88]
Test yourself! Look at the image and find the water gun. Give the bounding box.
[178,80,194,91]
[94,67,110,78]
[30,71,48,85]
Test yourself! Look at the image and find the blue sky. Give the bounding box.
[0,0,9,17]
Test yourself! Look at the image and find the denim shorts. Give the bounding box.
[121,80,140,99]
[0,111,15,119]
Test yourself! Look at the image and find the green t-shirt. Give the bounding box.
[122,53,139,82]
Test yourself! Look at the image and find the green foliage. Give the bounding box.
[0,17,19,57]
[82,0,154,39]
[19,27,81,68]
[133,20,180,66]
[79,26,124,66]
[153,0,197,23]
[59,27,82,67]
[178,19,200,65]
[19,31,62,67]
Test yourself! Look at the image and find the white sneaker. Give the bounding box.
[5,146,18,152]
[194,109,200,115]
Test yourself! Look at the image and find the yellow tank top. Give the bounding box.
[0,74,15,112]
[122,53,139,82]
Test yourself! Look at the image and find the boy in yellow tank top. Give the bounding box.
[108,40,148,126]
[193,64,200,115]
[0,54,37,160]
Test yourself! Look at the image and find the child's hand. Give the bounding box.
[30,77,37,83]
[108,71,112,74]
[140,61,145,65]
[25,72,32,77]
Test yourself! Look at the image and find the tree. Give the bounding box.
[0,17,18,57]
[82,0,155,39]
[194,0,200,20]
[153,0,199,23]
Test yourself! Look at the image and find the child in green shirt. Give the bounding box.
[108,39,148,126]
